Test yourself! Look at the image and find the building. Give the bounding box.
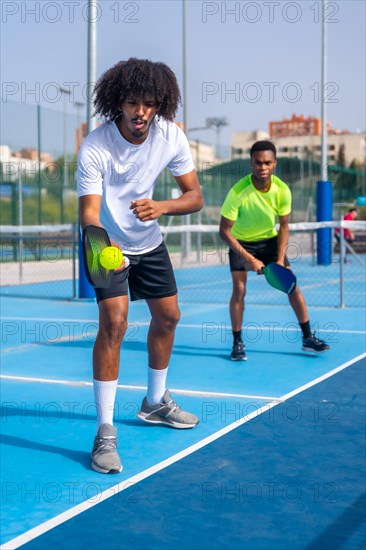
[0,146,55,181]
[231,116,366,167]
[231,130,270,158]
[188,139,218,170]
[269,133,365,166]
[269,114,322,138]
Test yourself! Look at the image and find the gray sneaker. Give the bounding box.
[137,389,199,429]
[91,423,123,474]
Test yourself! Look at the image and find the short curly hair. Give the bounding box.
[250,140,277,158]
[93,58,181,122]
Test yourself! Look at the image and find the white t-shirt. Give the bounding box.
[77,117,195,254]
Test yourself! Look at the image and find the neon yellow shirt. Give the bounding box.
[220,174,291,241]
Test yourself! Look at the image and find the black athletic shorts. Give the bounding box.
[229,236,290,272]
[94,241,177,303]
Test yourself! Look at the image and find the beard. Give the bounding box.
[130,118,149,139]
[131,128,144,138]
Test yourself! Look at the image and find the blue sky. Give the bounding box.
[1,0,365,157]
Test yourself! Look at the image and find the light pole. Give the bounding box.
[205,117,228,159]
[59,85,71,223]
[182,0,188,134]
[321,0,328,183]
[80,0,98,299]
[181,0,190,259]
[74,101,85,152]
[316,0,332,265]
[187,125,215,261]
[87,0,97,134]
[37,104,42,224]
[187,125,214,169]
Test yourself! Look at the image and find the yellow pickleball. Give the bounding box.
[99,246,123,270]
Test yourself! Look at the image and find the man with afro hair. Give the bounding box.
[78,58,203,474]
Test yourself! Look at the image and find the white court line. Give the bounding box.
[176,325,366,334]
[1,317,365,334]
[0,375,281,402]
[301,279,340,290]
[1,352,365,550]
[0,301,228,325]
[180,279,229,290]
[1,323,364,355]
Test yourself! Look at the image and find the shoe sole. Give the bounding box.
[91,461,123,474]
[137,411,198,429]
[302,347,329,354]
[231,356,247,361]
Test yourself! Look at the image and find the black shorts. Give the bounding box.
[229,236,290,272]
[94,241,177,303]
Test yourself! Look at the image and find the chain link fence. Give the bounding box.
[1,101,365,306]
[1,221,365,308]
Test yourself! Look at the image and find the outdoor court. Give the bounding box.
[1,264,365,549]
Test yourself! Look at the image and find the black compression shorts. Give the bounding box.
[229,236,290,272]
[94,241,177,303]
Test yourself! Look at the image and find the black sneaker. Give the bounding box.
[231,341,247,361]
[302,333,330,354]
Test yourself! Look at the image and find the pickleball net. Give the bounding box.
[0,221,365,306]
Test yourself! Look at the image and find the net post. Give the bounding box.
[72,223,77,299]
[316,180,332,265]
[339,222,345,307]
[197,210,202,263]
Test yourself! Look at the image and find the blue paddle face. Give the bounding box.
[262,263,297,295]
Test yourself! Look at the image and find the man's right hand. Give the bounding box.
[247,257,265,274]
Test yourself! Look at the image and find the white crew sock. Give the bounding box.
[146,367,168,405]
[93,379,118,428]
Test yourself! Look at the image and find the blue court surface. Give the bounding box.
[1,284,365,548]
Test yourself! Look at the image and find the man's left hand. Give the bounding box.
[130,199,164,221]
